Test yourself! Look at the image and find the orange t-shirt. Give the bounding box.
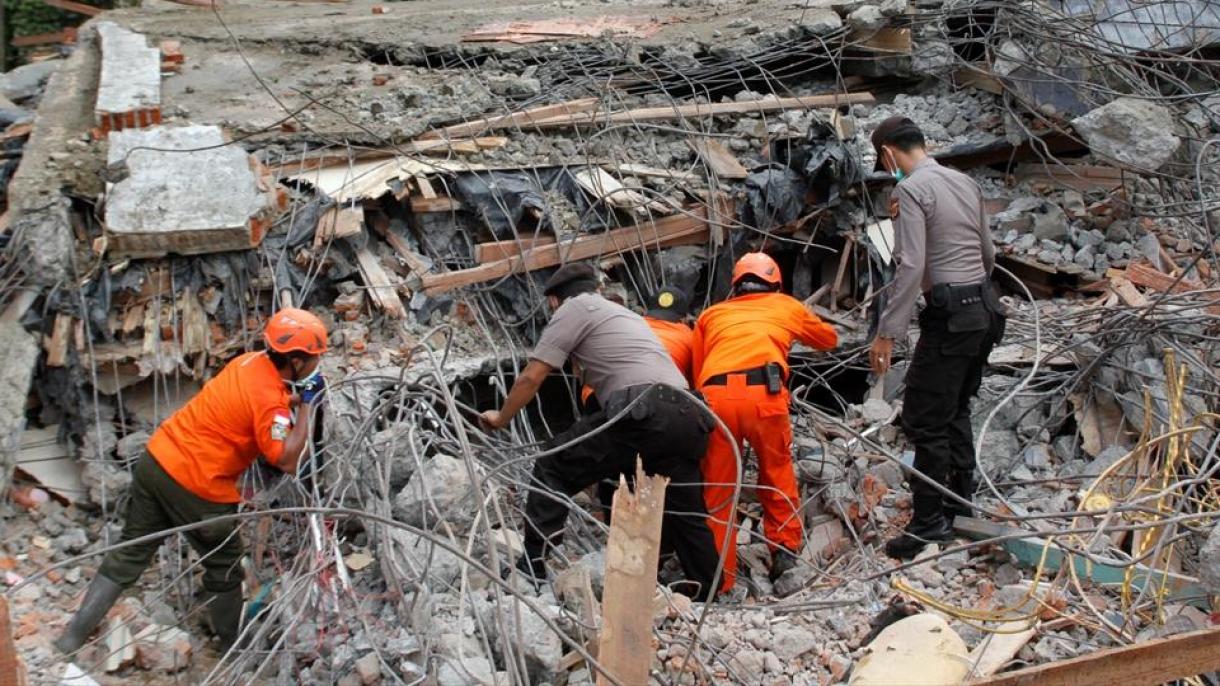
[580,316,696,405]
[644,316,694,381]
[692,292,838,388]
[147,351,292,503]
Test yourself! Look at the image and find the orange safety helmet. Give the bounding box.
[264,308,328,355]
[732,252,782,286]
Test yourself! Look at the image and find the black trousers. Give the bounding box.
[522,384,720,600]
[901,295,1006,517]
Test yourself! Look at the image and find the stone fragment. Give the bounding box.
[1022,444,1052,469]
[771,623,819,661]
[393,453,483,526]
[995,197,1069,241]
[1071,98,1181,170]
[132,624,192,673]
[846,5,885,31]
[354,652,381,685]
[1199,522,1220,595]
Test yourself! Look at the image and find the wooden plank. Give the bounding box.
[530,92,875,129]
[830,236,854,312]
[852,27,911,53]
[573,167,672,215]
[419,97,600,140]
[42,0,101,15]
[602,163,699,183]
[596,460,666,686]
[414,176,438,200]
[419,202,725,295]
[354,248,406,318]
[0,595,26,686]
[313,205,364,248]
[954,67,1005,95]
[687,138,748,179]
[409,196,462,214]
[475,236,556,264]
[1014,163,1124,192]
[366,212,430,276]
[11,30,70,48]
[1108,276,1147,307]
[968,625,1220,686]
[44,314,72,367]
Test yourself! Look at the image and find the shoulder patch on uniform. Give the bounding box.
[270,413,291,441]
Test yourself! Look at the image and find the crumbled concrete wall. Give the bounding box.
[7,22,100,288]
[0,323,39,494]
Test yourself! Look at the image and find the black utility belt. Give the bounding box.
[703,362,785,394]
[924,280,991,312]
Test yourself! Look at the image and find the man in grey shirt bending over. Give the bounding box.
[867,117,1007,559]
[481,263,721,599]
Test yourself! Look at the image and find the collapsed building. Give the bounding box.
[1,0,1220,683]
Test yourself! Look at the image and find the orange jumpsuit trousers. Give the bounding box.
[700,376,801,593]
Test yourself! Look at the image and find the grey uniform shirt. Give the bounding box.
[531,292,688,397]
[877,157,996,340]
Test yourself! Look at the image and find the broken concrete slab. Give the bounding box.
[95,22,162,133]
[1071,97,1181,171]
[0,59,62,103]
[104,125,282,258]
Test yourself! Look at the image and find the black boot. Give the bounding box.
[504,550,549,589]
[884,495,953,560]
[768,547,801,583]
[208,588,244,650]
[54,574,124,655]
[942,471,975,522]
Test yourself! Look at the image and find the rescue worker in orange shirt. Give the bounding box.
[693,253,838,593]
[55,309,329,655]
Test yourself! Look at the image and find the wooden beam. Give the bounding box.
[851,27,912,53]
[596,459,666,686]
[41,0,101,16]
[410,196,461,214]
[474,236,556,264]
[530,92,875,129]
[968,625,1220,686]
[0,595,25,686]
[366,212,430,276]
[687,138,748,179]
[419,97,600,140]
[573,167,672,215]
[354,248,406,318]
[44,314,72,367]
[1108,276,1148,308]
[313,205,364,249]
[11,30,71,47]
[419,201,727,295]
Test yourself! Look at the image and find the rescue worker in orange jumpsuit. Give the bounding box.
[693,253,838,593]
[55,309,329,655]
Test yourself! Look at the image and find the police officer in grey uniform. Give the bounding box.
[480,263,721,599]
[867,117,1007,560]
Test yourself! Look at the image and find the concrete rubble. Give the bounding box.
[0,0,1219,685]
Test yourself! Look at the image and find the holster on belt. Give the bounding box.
[928,282,1000,333]
[603,385,656,421]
